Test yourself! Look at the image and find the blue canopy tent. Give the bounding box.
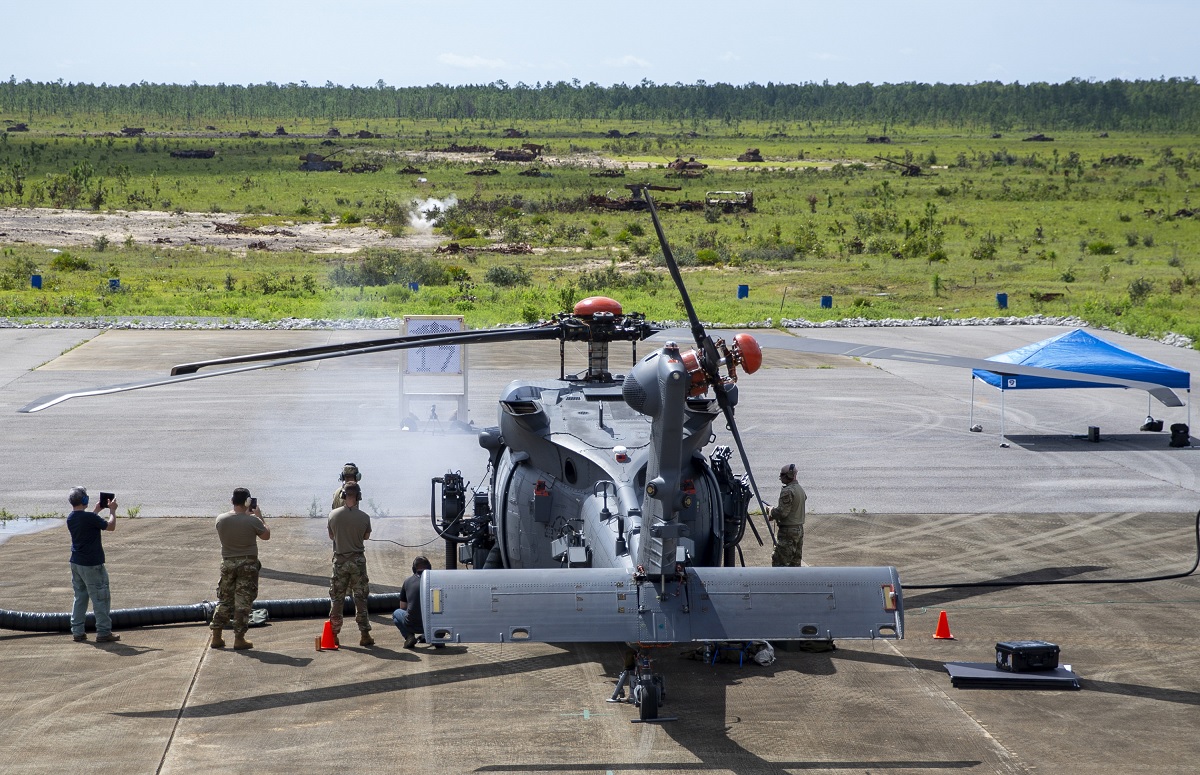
[970,329,1191,439]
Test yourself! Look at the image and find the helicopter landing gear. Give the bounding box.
[607,648,675,723]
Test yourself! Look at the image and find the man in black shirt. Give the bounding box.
[392,556,440,649]
[66,486,120,643]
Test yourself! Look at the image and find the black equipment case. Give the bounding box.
[995,640,1060,672]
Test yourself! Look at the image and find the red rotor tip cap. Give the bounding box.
[573,296,622,317]
[733,334,762,374]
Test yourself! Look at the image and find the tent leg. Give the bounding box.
[1000,390,1007,446]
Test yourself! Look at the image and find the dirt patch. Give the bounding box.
[0,207,444,253]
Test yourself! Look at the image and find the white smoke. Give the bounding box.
[409,195,458,231]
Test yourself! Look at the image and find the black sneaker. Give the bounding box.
[403,635,418,649]
[72,633,87,643]
[96,633,121,643]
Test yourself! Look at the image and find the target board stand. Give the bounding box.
[400,316,468,432]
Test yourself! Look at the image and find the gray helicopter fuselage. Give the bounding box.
[487,373,726,572]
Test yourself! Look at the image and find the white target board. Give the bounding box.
[400,315,469,429]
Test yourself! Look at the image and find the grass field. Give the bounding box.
[0,118,1197,343]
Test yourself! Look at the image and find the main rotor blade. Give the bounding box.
[19,327,561,413]
[636,186,708,353]
[170,325,554,375]
[654,329,1185,407]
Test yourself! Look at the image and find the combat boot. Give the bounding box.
[210,628,226,649]
[359,631,375,648]
[233,633,253,650]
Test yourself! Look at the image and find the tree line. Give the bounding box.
[2,77,1198,131]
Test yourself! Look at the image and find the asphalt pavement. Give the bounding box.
[1,325,1198,774]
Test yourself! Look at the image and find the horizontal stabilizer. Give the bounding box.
[422,566,903,645]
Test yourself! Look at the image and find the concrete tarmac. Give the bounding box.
[1,326,1199,774]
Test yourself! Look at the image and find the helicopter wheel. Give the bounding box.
[635,681,659,721]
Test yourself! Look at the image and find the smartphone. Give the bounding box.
[249,497,258,511]
[99,492,114,508]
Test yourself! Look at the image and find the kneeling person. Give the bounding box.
[393,556,440,649]
[328,482,374,647]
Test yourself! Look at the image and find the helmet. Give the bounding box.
[340,463,361,482]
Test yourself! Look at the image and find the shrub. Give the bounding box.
[1128,277,1154,305]
[865,236,899,256]
[970,233,1001,261]
[50,252,91,272]
[329,250,449,287]
[0,255,38,289]
[1087,240,1117,255]
[485,264,533,287]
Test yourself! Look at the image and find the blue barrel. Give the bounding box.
[31,274,42,289]
[109,278,120,291]
[737,284,749,299]
[409,282,420,292]
[820,295,832,309]
[996,292,1008,309]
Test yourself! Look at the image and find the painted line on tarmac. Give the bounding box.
[155,629,213,775]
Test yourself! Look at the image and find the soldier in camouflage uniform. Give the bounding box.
[327,482,374,647]
[211,487,270,650]
[766,463,806,567]
[331,462,361,510]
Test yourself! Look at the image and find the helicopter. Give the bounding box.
[18,184,1184,721]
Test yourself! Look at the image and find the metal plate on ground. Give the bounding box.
[945,661,1080,689]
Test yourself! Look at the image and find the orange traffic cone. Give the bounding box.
[320,620,339,650]
[933,610,955,640]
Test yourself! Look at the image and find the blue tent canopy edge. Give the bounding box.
[972,329,1191,392]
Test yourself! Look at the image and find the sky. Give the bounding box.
[2,0,1196,89]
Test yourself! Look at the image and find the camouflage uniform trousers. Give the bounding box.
[211,556,261,636]
[329,552,370,636]
[771,525,804,567]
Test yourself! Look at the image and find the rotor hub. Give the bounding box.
[573,296,623,317]
[679,334,763,396]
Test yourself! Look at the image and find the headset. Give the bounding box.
[781,463,796,480]
[339,462,362,482]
